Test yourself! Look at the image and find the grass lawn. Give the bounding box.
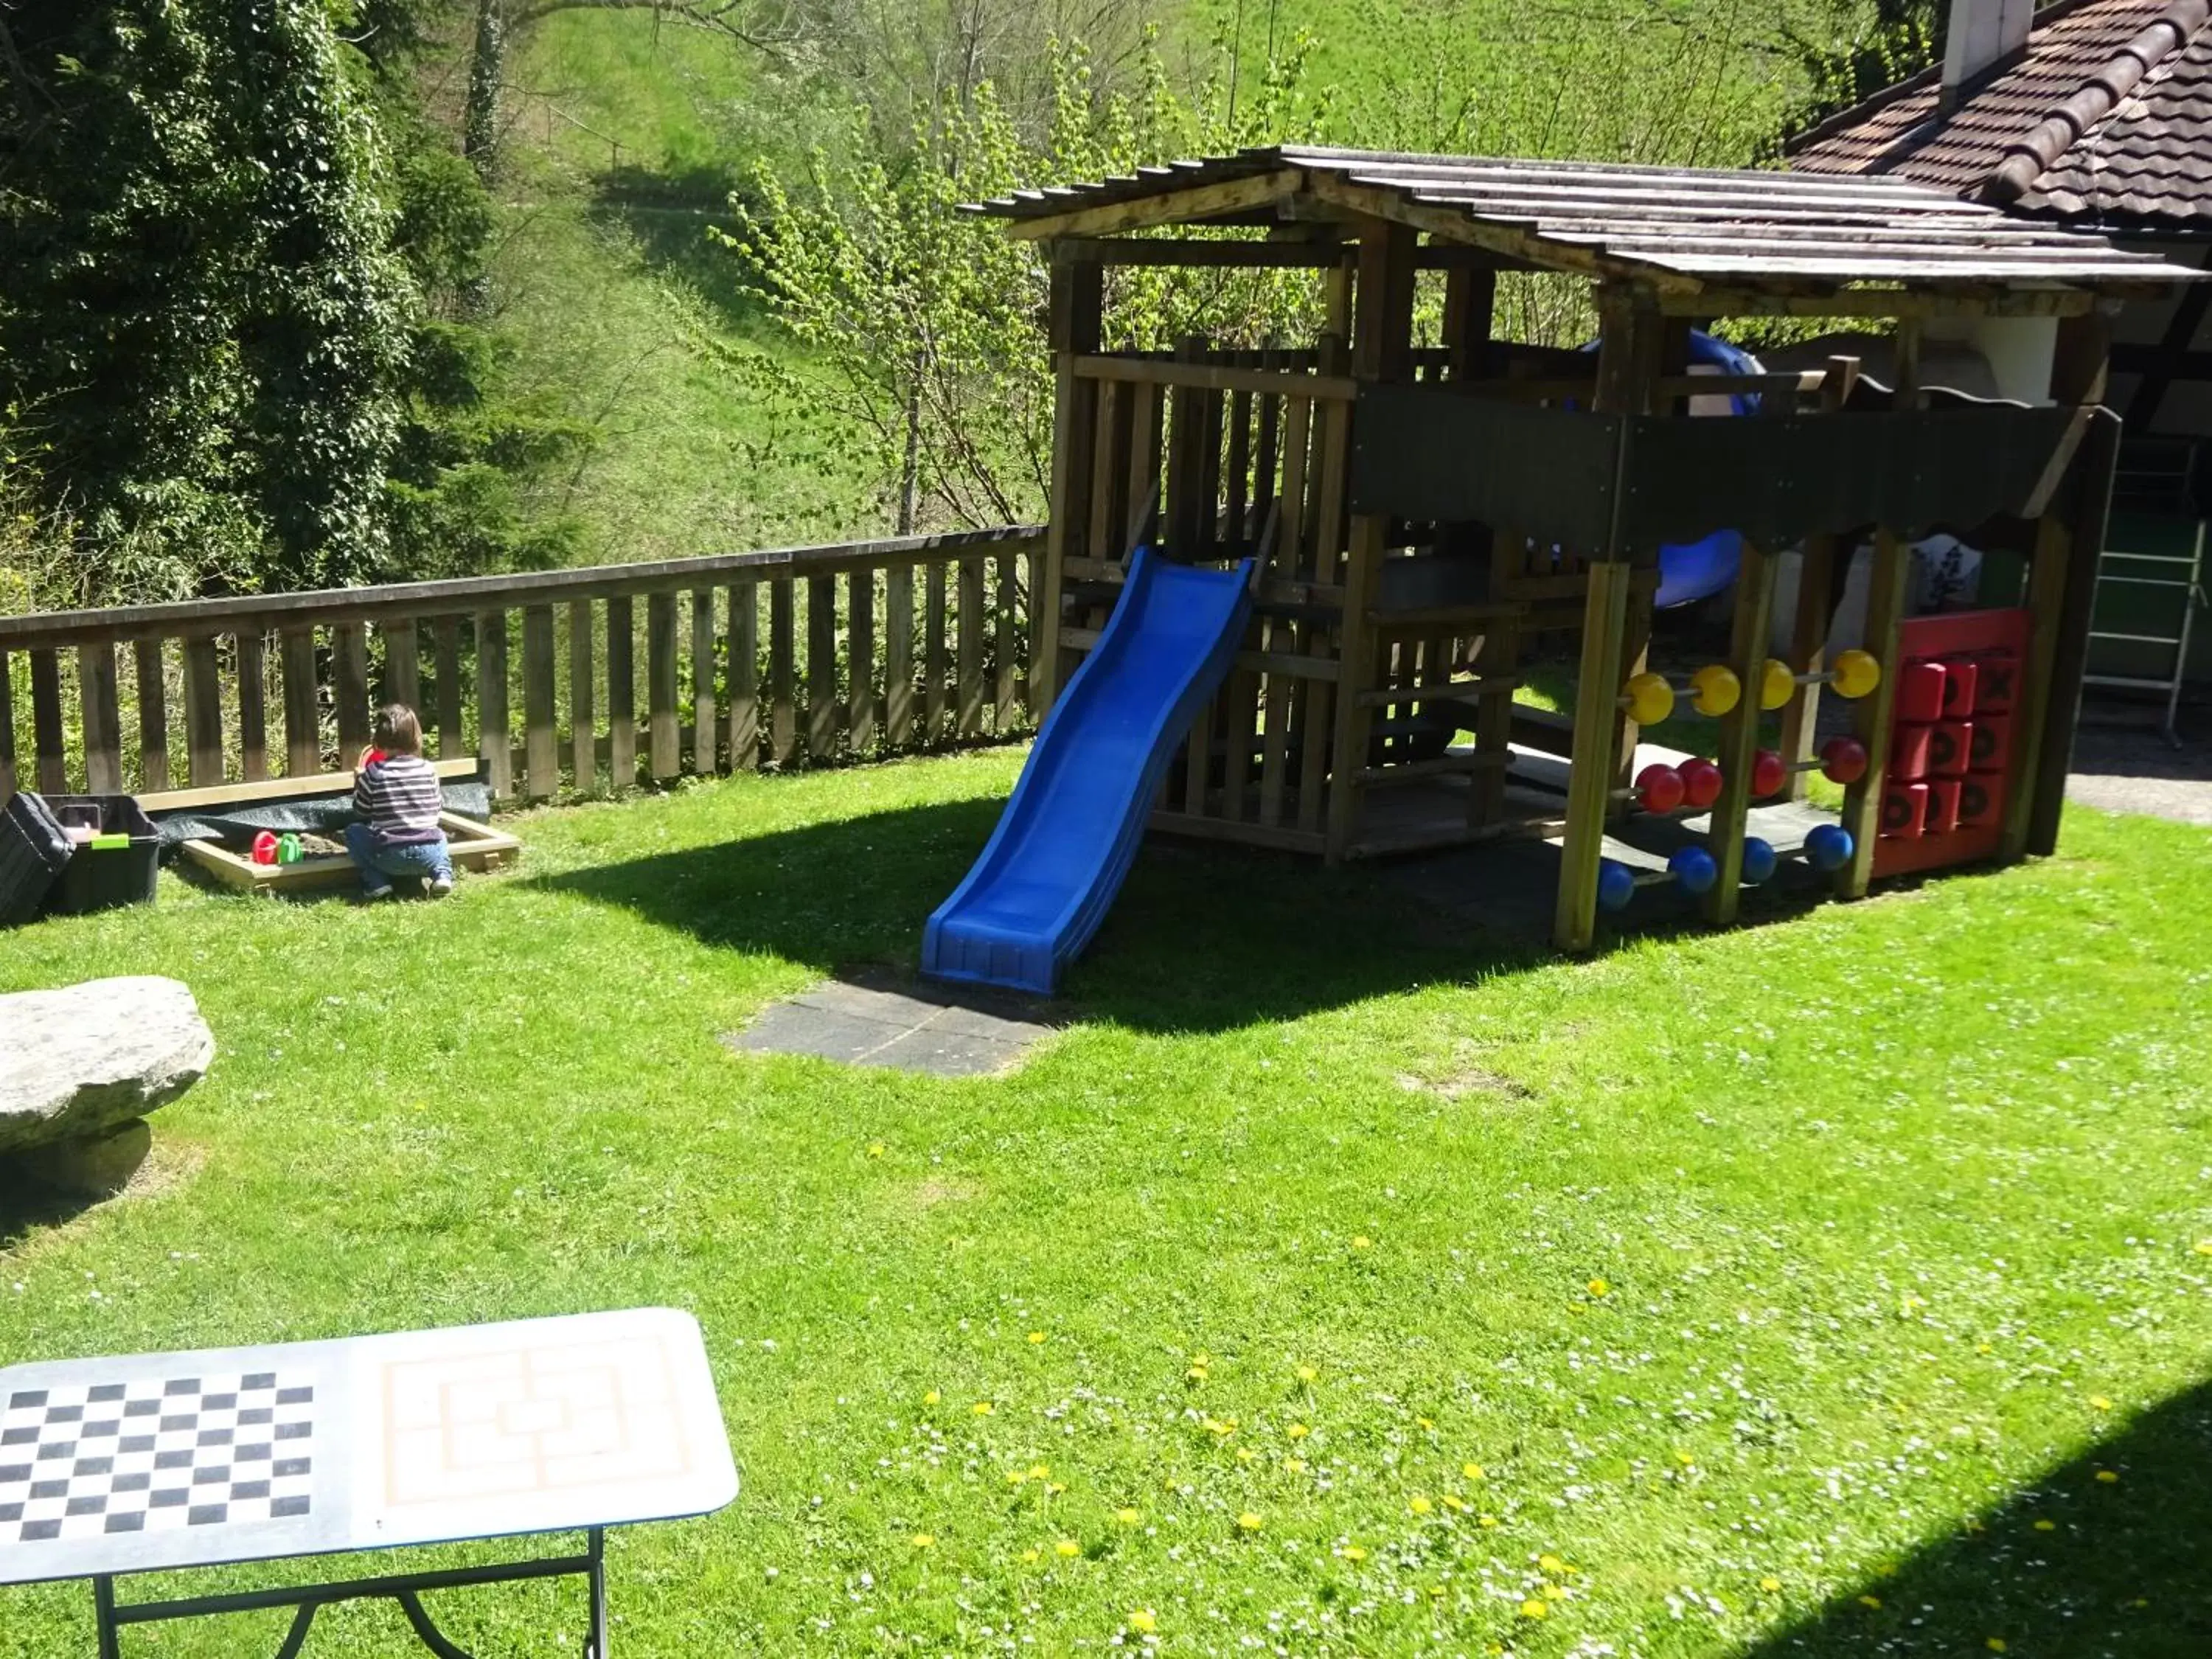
[4,748,2212,1655]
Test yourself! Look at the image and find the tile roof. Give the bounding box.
[969,147,2197,296]
[1790,0,2212,229]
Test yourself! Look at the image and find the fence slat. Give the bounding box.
[726,582,758,771]
[607,596,636,789]
[647,592,680,782]
[183,638,223,788]
[28,650,66,793]
[923,565,947,742]
[847,569,875,755]
[691,589,717,773]
[333,623,372,759]
[524,604,557,801]
[282,629,319,776]
[78,641,122,795]
[434,619,464,762]
[994,554,1017,732]
[234,631,268,784]
[0,650,15,801]
[477,610,511,798]
[133,639,169,793]
[568,599,596,793]
[885,566,914,747]
[768,579,796,766]
[957,557,984,740]
[383,621,420,713]
[807,574,837,762]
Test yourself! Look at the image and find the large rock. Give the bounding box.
[0,977,213,1155]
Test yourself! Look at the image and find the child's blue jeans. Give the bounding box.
[344,824,455,896]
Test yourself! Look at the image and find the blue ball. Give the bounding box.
[1596,858,1636,912]
[1740,836,1777,884]
[1669,846,1718,894]
[1804,823,1855,872]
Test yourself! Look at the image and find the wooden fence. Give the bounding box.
[0,526,1043,806]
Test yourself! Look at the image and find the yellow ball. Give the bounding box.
[1624,671,1674,726]
[1832,648,1882,699]
[1759,658,1797,711]
[1687,664,1739,718]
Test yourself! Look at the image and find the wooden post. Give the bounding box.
[1602,294,1667,815]
[333,624,372,760]
[1324,220,1416,863]
[1705,540,1777,925]
[569,598,597,793]
[806,574,837,761]
[769,579,796,765]
[0,650,13,805]
[885,566,913,747]
[434,619,464,764]
[692,588,719,773]
[1835,529,1911,898]
[77,642,122,795]
[1035,254,1103,713]
[282,628,319,776]
[182,638,223,790]
[648,591,681,780]
[606,597,636,788]
[1553,560,1633,951]
[1779,358,1861,799]
[133,639,169,792]
[476,611,511,798]
[523,604,557,801]
[234,631,267,784]
[727,582,759,770]
[957,557,985,740]
[383,622,420,714]
[849,568,877,754]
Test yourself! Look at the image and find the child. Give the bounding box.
[346,703,454,900]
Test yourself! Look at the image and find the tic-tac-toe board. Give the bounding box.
[0,1308,736,1587]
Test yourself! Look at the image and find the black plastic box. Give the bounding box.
[0,790,74,927]
[44,794,161,916]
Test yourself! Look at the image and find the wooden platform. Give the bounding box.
[178,813,520,894]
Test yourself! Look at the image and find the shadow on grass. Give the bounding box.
[588,163,763,333]
[1733,1380,2212,1656]
[524,796,1557,1034]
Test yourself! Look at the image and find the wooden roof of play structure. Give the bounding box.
[969,144,2202,308]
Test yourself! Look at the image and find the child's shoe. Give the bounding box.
[427,874,454,898]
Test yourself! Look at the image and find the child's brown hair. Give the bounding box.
[372,703,423,756]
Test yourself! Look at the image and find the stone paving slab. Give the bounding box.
[723,974,1057,1077]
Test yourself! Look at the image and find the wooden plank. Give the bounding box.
[332,623,372,759]
[1126,385,1162,554]
[0,650,14,803]
[606,596,636,787]
[1470,621,1520,827]
[692,588,719,772]
[883,568,913,748]
[1704,540,1778,926]
[2026,408,2118,856]
[1086,378,1124,565]
[1836,529,1911,898]
[647,591,681,781]
[848,568,877,754]
[133,639,170,793]
[28,650,66,793]
[806,574,838,762]
[1310,348,1351,585]
[726,583,759,771]
[141,757,479,813]
[434,619,464,762]
[1220,667,1258,821]
[569,599,597,793]
[1036,260,1101,714]
[282,629,320,776]
[181,637,223,790]
[382,621,420,713]
[994,555,1018,732]
[1073,354,1359,403]
[768,579,796,765]
[1001,167,1301,240]
[234,631,268,785]
[476,611,512,798]
[2004,513,2077,861]
[1778,534,1834,801]
[1552,560,1632,950]
[923,564,947,742]
[523,604,558,801]
[1257,624,1295,827]
[1252,377,1282,553]
[957,557,985,740]
[74,641,122,795]
[1181,684,1214,816]
[1043,234,1514,269]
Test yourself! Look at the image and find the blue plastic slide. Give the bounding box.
[923,547,1255,995]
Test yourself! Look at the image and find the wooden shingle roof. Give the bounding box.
[1790,0,2212,229]
[969,145,2198,299]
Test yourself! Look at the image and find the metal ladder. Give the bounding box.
[2085,441,2205,747]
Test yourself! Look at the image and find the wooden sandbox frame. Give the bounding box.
[180,811,521,894]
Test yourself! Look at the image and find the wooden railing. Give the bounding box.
[0,526,1043,805]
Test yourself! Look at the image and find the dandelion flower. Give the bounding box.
[1288,1423,1310,1439]
[1441,1494,1467,1513]
[1006,1470,1028,1486]
[2097,1469,2119,1483]
[2034,1519,2056,1531]
[1859,1595,1882,1610]
[1587,1278,1609,1297]
[1054,1538,1081,1557]
[973,1402,994,1416]
[2195,1241,2212,1256]
[1237,1448,1256,1463]
[1539,1554,1566,1573]
[1029,1463,1049,1480]
[1187,1364,1209,1381]
[2090,1395,2112,1411]
[1116,1507,1141,1525]
[1463,1462,1485,1481]
[868,1142,886,1158]
[1759,1576,1781,1593]
[1411,1496,1433,1515]
[922,1389,941,1407]
[1205,1417,1237,1437]
[911,1533,934,1548]
[1129,1609,1158,1634]
[1048,1481,1067,1495]
[1417,1416,1436,1430]
[1237,1511,1264,1532]
[1543,1582,1567,1601]
[1284,1457,1307,1474]
[1986,1641,2007,1653]
[1020,1548,1040,1565]
[1519,1599,1548,1620]
[1028,1332,1046,1345]
[1676,1451,1696,1467]
[1478,1514,1499,1528]
[1339,1544,1368,1562]
[1295,1364,1318,1382]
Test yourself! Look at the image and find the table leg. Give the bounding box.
[588,1526,610,1658]
[94,1575,120,1659]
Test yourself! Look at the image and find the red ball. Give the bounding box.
[1678,757,1724,810]
[1636,762,1686,815]
[1750,748,1787,796]
[1820,735,1869,785]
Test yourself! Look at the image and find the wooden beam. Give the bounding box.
[1776,358,1858,800]
[1704,540,1778,926]
[1042,236,1509,270]
[1665,285,2096,320]
[1835,529,1910,899]
[1553,560,1633,951]
[1036,258,1103,714]
[1004,170,1304,240]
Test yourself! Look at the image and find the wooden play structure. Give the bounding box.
[972,145,2204,949]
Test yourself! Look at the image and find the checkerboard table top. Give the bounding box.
[0,1308,737,1587]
